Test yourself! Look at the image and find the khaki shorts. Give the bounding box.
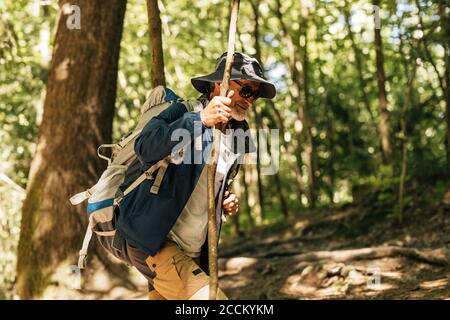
[145,240,210,300]
[127,239,225,300]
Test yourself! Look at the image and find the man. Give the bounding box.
[116,52,276,300]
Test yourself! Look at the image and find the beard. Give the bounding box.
[230,103,248,121]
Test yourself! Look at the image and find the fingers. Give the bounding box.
[213,96,232,106]
[224,204,239,216]
[205,104,230,124]
[219,103,232,114]
[223,192,239,217]
[201,92,235,127]
[228,199,239,207]
[226,198,238,207]
[212,98,231,116]
[216,110,229,123]
[223,193,237,206]
[218,104,231,116]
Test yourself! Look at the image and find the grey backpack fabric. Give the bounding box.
[69,86,202,269]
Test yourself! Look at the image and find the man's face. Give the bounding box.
[210,80,260,121]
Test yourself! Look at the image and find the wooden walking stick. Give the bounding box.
[207,0,240,300]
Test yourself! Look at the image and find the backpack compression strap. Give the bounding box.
[69,165,127,205]
[114,155,171,205]
[77,157,171,269]
[78,218,93,269]
[150,156,171,194]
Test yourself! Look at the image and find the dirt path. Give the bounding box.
[218,200,450,300]
[43,189,449,300]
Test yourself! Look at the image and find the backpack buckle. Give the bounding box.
[77,253,88,269]
[144,171,154,180]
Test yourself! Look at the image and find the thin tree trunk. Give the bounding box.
[439,1,450,173]
[223,246,450,267]
[414,0,449,171]
[253,110,266,219]
[398,58,418,224]
[315,63,337,204]
[16,0,127,299]
[373,0,393,166]
[248,163,263,225]
[248,0,266,220]
[249,0,291,218]
[265,122,290,217]
[343,1,375,123]
[325,97,335,204]
[146,0,166,87]
[266,99,303,211]
[241,168,255,228]
[231,213,243,238]
[267,97,305,202]
[343,1,382,166]
[299,3,316,208]
[274,0,316,208]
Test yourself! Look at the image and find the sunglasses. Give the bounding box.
[234,81,260,100]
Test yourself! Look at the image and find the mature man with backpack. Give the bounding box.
[71,52,275,300]
[118,52,276,300]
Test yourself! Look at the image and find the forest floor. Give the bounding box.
[218,184,450,300]
[57,182,450,300]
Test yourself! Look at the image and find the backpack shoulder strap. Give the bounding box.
[182,99,203,113]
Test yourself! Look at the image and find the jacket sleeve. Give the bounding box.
[134,102,205,165]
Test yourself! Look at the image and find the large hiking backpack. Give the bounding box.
[69,86,202,269]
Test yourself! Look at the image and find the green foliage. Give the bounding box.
[1,0,449,297]
[0,0,58,186]
[0,0,58,299]
[0,180,24,299]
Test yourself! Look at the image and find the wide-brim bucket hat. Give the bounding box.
[191,52,276,99]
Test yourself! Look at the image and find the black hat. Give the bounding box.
[191,52,276,99]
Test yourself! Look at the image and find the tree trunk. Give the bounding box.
[343,1,375,124]
[16,0,127,299]
[325,96,335,204]
[373,0,393,166]
[253,109,266,220]
[398,58,418,224]
[299,5,316,208]
[246,1,267,221]
[240,168,255,228]
[248,163,263,225]
[146,0,166,87]
[274,0,316,208]
[221,246,450,267]
[268,99,306,201]
[439,1,450,173]
[231,214,243,238]
[415,0,450,173]
[265,122,290,217]
[250,1,297,213]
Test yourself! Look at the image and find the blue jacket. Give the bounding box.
[116,97,255,257]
